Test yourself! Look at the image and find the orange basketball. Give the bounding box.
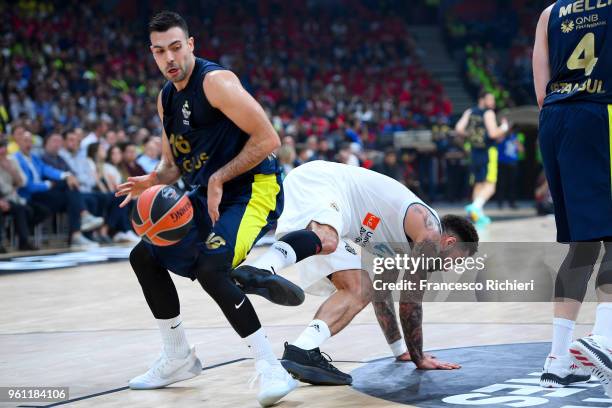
[131,185,194,246]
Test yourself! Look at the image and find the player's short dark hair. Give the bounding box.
[478,90,493,100]
[148,11,189,37]
[441,214,479,256]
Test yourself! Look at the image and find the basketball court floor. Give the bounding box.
[1,208,606,408]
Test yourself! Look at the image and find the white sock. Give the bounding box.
[292,319,331,350]
[592,303,612,340]
[157,316,190,358]
[550,317,575,357]
[245,327,280,366]
[389,338,408,357]
[250,241,297,272]
[473,197,486,209]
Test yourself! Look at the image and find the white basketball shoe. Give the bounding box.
[129,346,202,390]
[249,360,298,407]
[540,353,591,387]
[570,335,612,397]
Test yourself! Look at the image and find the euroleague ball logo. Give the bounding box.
[161,186,180,200]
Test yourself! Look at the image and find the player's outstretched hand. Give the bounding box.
[396,352,436,362]
[116,174,157,208]
[207,175,223,225]
[416,355,461,370]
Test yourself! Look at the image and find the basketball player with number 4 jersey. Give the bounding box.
[115,11,302,407]
[232,161,479,385]
[533,0,612,393]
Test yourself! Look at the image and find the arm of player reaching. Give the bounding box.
[454,109,471,136]
[401,204,461,370]
[204,70,281,224]
[533,5,553,110]
[116,91,181,207]
[483,110,509,140]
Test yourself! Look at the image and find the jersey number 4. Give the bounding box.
[566,32,599,76]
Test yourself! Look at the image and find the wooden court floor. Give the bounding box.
[0,211,599,407]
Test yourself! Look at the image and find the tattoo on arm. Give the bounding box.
[398,236,437,365]
[411,204,440,234]
[399,301,423,364]
[373,298,402,344]
[373,268,403,344]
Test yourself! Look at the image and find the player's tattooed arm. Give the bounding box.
[400,204,440,365]
[372,271,402,344]
[399,301,424,365]
[373,298,402,345]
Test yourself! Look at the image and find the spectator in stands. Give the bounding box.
[60,130,98,192]
[86,143,112,193]
[41,132,71,172]
[81,120,110,157]
[119,142,146,179]
[103,145,124,192]
[60,131,112,242]
[87,142,138,243]
[0,136,39,251]
[337,143,360,166]
[373,148,405,183]
[104,130,118,148]
[277,144,296,177]
[136,136,161,173]
[12,131,103,248]
[444,135,469,202]
[496,132,523,209]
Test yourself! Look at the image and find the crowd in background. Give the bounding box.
[443,0,549,107]
[0,0,541,251]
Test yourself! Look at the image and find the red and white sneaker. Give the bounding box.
[540,354,591,387]
[570,335,612,397]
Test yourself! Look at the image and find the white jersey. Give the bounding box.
[278,160,441,257]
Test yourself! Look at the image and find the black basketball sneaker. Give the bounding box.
[280,342,352,386]
[231,265,305,306]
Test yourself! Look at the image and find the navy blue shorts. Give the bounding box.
[144,173,283,279]
[539,102,612,242]
[470,147,498,184]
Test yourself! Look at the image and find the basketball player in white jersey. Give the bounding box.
[232,160,479,384]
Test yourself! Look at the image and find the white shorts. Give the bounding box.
[289,239,362,296]
[276,168,360,296]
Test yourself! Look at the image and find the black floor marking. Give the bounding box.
[17,357,249,408]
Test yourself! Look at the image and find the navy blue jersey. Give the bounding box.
[544,0,612,106]
[161,57,279,192]
[466,106,493,151]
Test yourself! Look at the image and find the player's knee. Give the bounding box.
[195,251,233,292]
[555,242,600,301]
[129,241,153,278]
[321,233,339,254]
[308,222,339,254]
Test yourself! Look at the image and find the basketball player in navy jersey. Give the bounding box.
[533,0,612,393]
[115,11,301,406]
[455,91,509,226]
